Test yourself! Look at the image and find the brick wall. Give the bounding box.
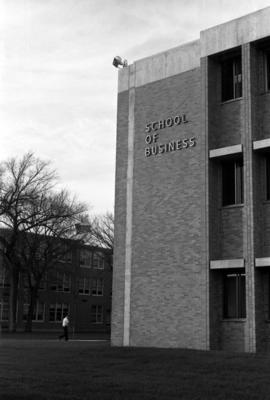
[130,68,208,349]
[220,207,243,258]
[112,67,210,349]
[220,321,246,352]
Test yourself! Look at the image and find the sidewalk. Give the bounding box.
[0,331,111,341]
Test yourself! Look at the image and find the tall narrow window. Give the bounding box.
[224,272,246,319]
[80,249,92,268]
[93,253,105,270]
[0,267,9,288]
[92,278,103,296]
[78,278,91,295]
[23,301,45,322]
[222,158,243,206]
[91,305,103,324]
[0,298,9,321]
[265,52,270,92]
[221,56,242,102]
[266,155,270,200]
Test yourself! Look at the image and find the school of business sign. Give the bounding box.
[144,113,196,157]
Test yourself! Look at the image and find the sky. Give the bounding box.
[1,0,270,215]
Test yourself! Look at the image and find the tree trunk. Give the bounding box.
[25,288,38,332]
[8,270,19,332]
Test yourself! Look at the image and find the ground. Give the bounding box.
[1,334,270,399]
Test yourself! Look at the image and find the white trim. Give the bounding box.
[210,259,244,269]
[253,138,270,150]
[209,144,242,159]
[123,65,135,347]
[255,257,270,267]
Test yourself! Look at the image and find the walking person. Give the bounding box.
[59,313,70,341]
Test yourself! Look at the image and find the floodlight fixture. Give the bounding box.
[112,56,128,68]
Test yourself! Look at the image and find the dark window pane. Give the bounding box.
[267,53,270,91]
[222,162,235,206]
[266,156,270,200]
[222,59,234,101]
[222,159,243,206]
[224,274,237,318]
[239,274,246,318]
[221,56,242,101]
[235,159,243,204]
[224,272,246,319]
[234,57,242,98]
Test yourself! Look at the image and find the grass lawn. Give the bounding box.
[1,338,270,399]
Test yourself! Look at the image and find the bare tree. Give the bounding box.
[0,152,87,331]
[81,212,114,251]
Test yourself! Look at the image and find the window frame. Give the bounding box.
[91,304,103,324]
[221,54,242,102]
[265,155,270,200]
[78,277,91,295]
[80,249,92,268]
[50,272,71,293]
[93,253,105,270]
[49,303,69,322]
[265,51,270,92]
[23,301,45,322]
[91,278,104,296]
[0,267,10,288]
[222,157,244,206]
[0,298,9,321]
[223,271,246,319]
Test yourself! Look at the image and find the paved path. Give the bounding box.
[0,331,111,341]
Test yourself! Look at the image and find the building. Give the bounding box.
[0,237,112,333]
[112,7,270,352]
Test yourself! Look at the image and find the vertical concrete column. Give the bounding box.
[200,56,210,350]
[123,64,136,346]
[242,43,256,352]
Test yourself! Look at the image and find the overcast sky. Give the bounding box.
[1,0,270,214]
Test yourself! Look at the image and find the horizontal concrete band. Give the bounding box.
[118,40,200,93]
[255,257,270,267]
[210,259,244,269]
[253,138,270,150]
[209,144,242,158]
[118,7,270,92]
[200,7,270,57]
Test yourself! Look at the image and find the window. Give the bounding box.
[224,271,246,319]
[62,274,71,292]
[0,267,10,288]
[91,305,103,324]
[0,298,9,321]
[22,274,30,289]
[78,278,91,295]
[39,274,47,291]
[92,278,103,296]
[266,156,270,200]
[59,244,72,263]
[49,303,69,322]
[221,55,242,102]
[222,158,243,206]
[80,249,92,268]
[60,251,72,263]
[23,301,45,322]
[93,253,105,270]
[50,272,71,292]
[265,51,270,92]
